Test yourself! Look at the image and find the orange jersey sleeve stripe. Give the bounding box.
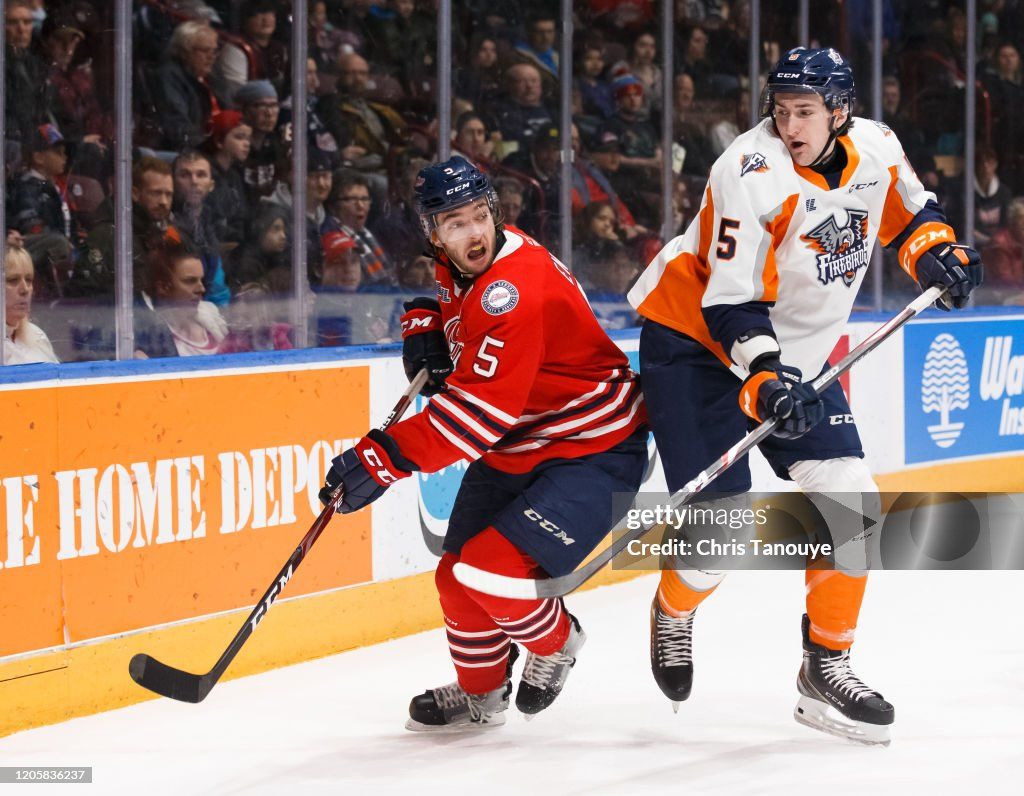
[877,164,919,247]
[896,221,957,280]
[760,193,800,302]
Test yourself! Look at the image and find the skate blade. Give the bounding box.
[405,713,507,734]
[794,695,891,747]
[671,701,680,714]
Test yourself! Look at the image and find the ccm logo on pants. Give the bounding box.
[829,414,855,425]
[524,508,576,546]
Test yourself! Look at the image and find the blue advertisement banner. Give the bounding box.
[905,316,1024,464]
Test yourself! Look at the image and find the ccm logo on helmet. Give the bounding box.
[776,72,801,78]
[446,183,470,195]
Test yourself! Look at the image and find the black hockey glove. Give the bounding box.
[319,429,418,513]
[915,243,984,311]
[739,360,824,440]
[401,297,453,396]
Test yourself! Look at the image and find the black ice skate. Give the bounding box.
[406,646,519,733]
[794,614,895,746]
[650,598,694,713]
[515,614,586,717]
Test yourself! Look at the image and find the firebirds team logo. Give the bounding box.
[801,209,870,287]
[740,152,769,177]
[481,280,519,315]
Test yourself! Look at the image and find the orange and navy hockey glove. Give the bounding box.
[319,429,419,513]
[739,360,824,440]
[401,297,453,396]
[913,243,984,311]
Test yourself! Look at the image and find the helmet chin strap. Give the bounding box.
[807,110,844,169]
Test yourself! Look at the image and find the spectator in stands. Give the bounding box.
[502,124,561,243]
[325,170,395,286]
[67,157,179,300]
[676,24,715,97]
[320,230,362,291]
[41,10,110,156]
[881,75,938,189]
[237,79,285,203]
[623,31,662,118]
[672,73,715,178]
[375,0,434,93]
[949,147,1013,249]
[7,124,74,299]
[373,154,429,267]
[212,0,289,105]
[455,33,501,110]
[604,75,661,226]
[205,110,252,247]
[980,197,1024,305]
[490,62,553,155]
[171,150,230,305]
[278,57,340,165]
[451,112,496,169]
[986,43,1024,189]
[217,282,293,353]
[494,176,525,228]
[511,10,559,99]
[226,203,290,293]
[398,254,435,291]
[317,51,407,201]
[572,128,645,240]
[5,0,50,150]
[575,38,614,120]
[3,244,59,365]
[138,242,228,358]
[153,20,222,151]
[708,89,747,156]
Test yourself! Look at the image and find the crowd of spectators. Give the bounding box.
[5,0,1024,365]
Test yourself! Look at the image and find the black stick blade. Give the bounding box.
[129,653,212,703]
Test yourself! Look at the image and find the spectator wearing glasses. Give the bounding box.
[325,170,395,286]
[237,79,285,204]
[489,62,553,153]
[153,20,222,151]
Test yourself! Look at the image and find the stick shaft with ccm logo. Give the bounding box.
[128,369,429,703]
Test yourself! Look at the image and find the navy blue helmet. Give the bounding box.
[761,47,856,119]
[413,155,500,237]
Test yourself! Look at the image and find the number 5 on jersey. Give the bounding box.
[717,218,741,260]
[473,336,505,378]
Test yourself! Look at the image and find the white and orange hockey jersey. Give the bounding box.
[628,116,955,377]
[389,227,646,475]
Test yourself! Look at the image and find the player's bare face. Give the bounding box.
[434,199,497,277]
[774,93,844,167]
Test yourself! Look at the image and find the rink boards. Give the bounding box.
[2,308,1023,736]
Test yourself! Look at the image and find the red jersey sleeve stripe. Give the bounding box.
[516,376,616,423]
[426,413,484,460]
[427,403,492,454]
[431,394,505,444]
[434,393,511,437]
[447,384,520,426]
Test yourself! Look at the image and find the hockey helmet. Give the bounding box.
[761,47,856,120]
[413,155,501,238]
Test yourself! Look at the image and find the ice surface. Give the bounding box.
[2,571,1022,795]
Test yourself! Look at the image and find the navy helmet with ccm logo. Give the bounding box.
[413,155,501,238]
[761,47,856,120]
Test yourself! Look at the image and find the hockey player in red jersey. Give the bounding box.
[628,48,983,745]
[319,156,648,732]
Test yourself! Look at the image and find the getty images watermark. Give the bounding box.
[609,491,1024,571]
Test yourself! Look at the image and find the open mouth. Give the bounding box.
[790,140,807,155]
[466,244,487,264]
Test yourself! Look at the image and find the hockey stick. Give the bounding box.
[453,286,945,600]
[128,368,430,703]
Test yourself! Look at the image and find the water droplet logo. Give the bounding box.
[921,333,970,448]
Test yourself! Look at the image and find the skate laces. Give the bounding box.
[521,646,574,689]
[819,651,879,701]
[433,681,469,712]
[656,609,693,667]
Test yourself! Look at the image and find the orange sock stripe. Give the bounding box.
[805,570,867,650]
[657,568,717,616]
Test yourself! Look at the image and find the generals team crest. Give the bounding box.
[801,209,870,287]
[740,152,769,177]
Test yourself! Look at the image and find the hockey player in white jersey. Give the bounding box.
[628,47,983,745]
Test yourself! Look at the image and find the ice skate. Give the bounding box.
[406,645,519,732]
[515,615,586,717]
[793,614,894,746]
[650,598,694,712]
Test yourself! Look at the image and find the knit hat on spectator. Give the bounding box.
[612,74,644,100]
[588,128,622,153]
[235,80,278,107]
[32,124,66,153]
[41,9,85,42]
[534,125,560,149]
[308,148,338,173]
[210,110,245,145]
[322,231,357,261]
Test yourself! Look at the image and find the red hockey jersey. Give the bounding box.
[388,228,646,475]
